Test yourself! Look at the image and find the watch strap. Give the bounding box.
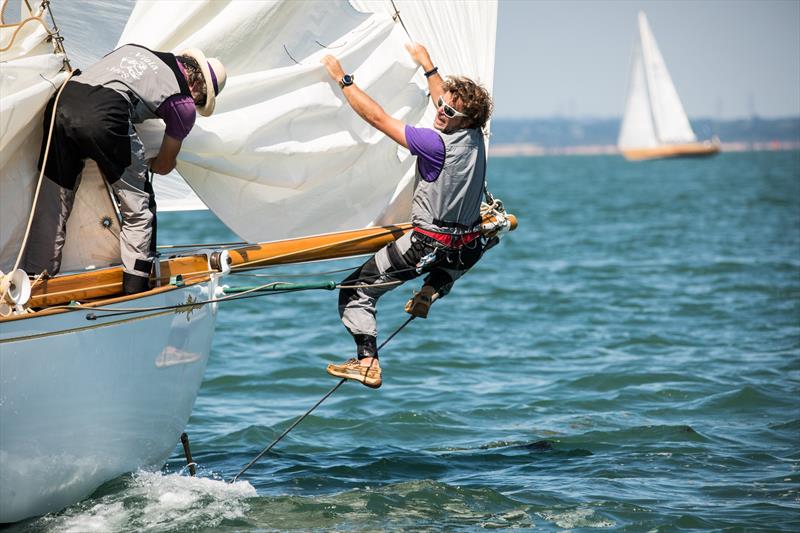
[424,66,439,78]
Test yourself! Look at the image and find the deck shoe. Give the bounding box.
[404,285,437,318]
[326,358,382,389]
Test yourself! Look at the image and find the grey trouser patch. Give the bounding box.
[111,126,154,278]
[22,124,154,278]
[21,177,76,275]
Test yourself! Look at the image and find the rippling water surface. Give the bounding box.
[13,152,800,531]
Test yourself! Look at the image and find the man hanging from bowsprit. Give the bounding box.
[23,44,226,294]
[321,43,494,389]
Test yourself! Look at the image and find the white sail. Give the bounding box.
[0,3,68,271]
[118,0,498,243]
[618,40,658,150]
[618,11,696,150]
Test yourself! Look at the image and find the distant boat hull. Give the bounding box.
[0,279,218,523]
[621,141,721,161]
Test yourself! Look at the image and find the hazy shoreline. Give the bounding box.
[488,141,800,157]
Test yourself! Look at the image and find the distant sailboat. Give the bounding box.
[618,12,720,161]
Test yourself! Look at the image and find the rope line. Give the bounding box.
[51,277,405,322]
[390,0,414,42]
[2,68,73,305]
[2,0,73,305]
[157,241,249,250]
[55,281,314,320]
[231,314,416,483]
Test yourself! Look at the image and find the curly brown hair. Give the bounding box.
[177,55,207,106]
[442,76,494,130]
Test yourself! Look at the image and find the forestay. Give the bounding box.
[120,0,497,243]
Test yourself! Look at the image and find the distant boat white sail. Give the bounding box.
[618,12,719,160]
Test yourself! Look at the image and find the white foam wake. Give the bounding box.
[36,470,257,532]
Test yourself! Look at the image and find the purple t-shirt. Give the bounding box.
[405,125,445,182]
[154,61,196,140]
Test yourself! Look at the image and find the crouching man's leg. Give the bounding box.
[22,177,77,276]
[110,129,155,295]
[22,89,85,277]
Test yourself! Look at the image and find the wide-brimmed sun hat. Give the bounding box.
[180,48,227,117]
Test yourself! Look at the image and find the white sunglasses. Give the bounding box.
[437,95,469,119]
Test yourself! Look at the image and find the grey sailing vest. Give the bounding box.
[74,44,190,123]
[411,127,486,235]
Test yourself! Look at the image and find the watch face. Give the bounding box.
[342,74,353,85]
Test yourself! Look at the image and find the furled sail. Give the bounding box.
[618,11,696,151]
[118,0,498,243]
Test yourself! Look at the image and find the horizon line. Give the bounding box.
[491,114,800,122]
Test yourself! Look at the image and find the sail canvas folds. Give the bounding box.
[118,0,497,243]
[0,3,68,271]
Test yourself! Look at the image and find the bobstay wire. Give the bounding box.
[231,313,416,483]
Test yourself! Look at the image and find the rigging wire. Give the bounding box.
[157,241,249,250]
[231,314,416,483]
[42,275,408,322]
[389,0,414,42]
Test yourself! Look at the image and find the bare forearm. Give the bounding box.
[407,44,444,105]
[150,156,176,175]
[150,135,182,175]
[342,85,385,128]
[342,84,407,147]
[321,54,406,146]
[426,71,444,106]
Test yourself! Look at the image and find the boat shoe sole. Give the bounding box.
[326,360,382,389]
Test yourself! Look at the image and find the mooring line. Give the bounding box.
[231,315,416,483]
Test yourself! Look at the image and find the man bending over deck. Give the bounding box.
[321,43,493,389]
[23,45,226,294]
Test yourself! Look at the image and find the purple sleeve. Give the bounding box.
[156,95,196,140]
[405,125,445,182]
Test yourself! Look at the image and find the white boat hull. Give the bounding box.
[0,278,220,523]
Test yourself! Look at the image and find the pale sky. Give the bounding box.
[42,0,800,121]
[494,0,800,119]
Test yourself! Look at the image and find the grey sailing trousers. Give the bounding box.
[338,230,483,355]
[23,124,155,283]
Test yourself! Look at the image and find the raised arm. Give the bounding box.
[321,55,407,149]
[405,43,444,107]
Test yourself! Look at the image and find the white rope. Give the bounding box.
[1,69,74,305]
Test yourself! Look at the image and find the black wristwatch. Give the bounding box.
[339,74,355,89]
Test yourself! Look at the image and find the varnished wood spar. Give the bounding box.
[226,212,518,271]
[20,223,413,311]
[12,212,518,316]
[25,255,212,309]
[227,224,411,270]
[622,142,721,161]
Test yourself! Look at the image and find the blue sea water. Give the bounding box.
[12,151,800,532]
